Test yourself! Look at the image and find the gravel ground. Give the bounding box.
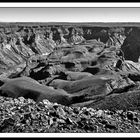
[0,96,140,133]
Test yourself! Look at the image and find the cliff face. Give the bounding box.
[0,26,56,72]
[0,25,127,73]
[121,27,140,62]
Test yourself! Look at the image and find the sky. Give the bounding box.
[0,7,140,22]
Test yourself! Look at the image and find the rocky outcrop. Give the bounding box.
[0,76,88,106]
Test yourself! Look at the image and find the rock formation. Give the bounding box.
[0,23,140,119]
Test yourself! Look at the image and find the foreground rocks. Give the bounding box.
[0,96,140,133]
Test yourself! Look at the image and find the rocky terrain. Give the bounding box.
[1,23,140,133]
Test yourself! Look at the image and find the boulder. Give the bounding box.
[65,71,93,81]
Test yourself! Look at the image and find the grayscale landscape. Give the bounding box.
[1,22,140,133]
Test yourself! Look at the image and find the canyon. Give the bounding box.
[1,23,140,132]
